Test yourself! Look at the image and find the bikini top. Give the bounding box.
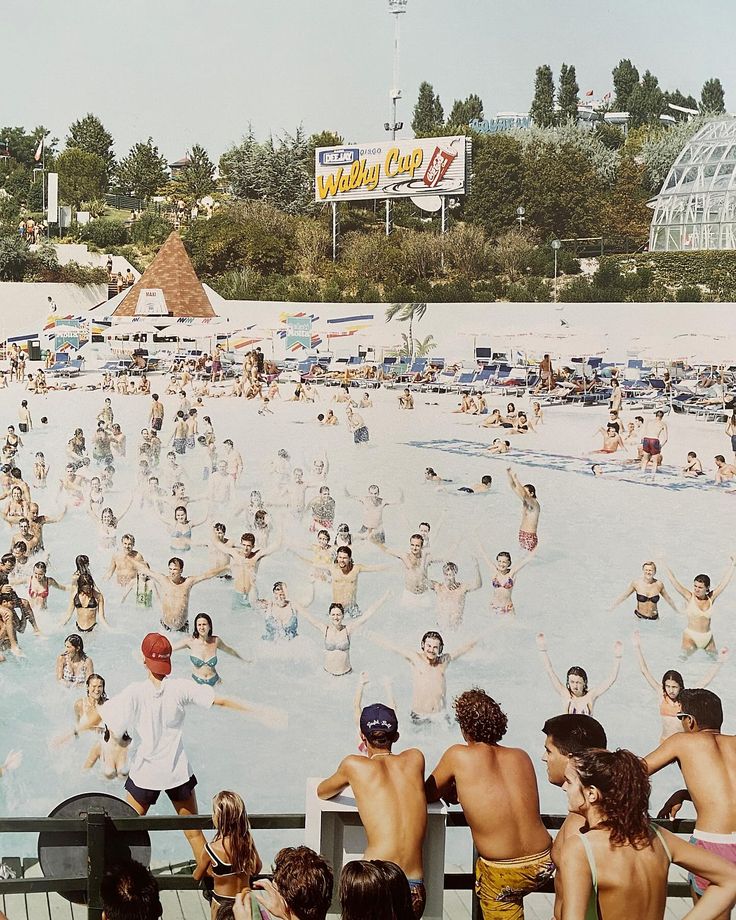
[493,575,514,590]
[567,696,592,716]
[172,525,192,539]
[660,695,682,718]
[204,842,236,877]
[74,593,98,608]
[577,825,672,920]
[325,627,350,652]
[686,593,713,620]
[190,653,217,668]
[636,593,660,604]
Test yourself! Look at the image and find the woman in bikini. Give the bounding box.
[194,790,262,918]
[662,556,736,656]
[478,546,535,615]
[610,561,678,621]
[73,673,130,778]
[27,560,67,615]
[172,613,245,686]
[632,630,728,742]
[557,748,736,920]
[164,504,209,554]
[294,592,389,676]
[33,452,49,490]
[536,633,622,715]
[501,403,518,428]
[2,485,30,525]
[61,574,107,633]
[56,634,94,687]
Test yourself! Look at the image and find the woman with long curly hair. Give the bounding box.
[193,789,262,917]
[557,748,736,919]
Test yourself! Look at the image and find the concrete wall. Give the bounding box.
[0,282,107,341]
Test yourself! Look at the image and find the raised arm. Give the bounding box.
[632,631,660,692]
[215,636,245,660]
[465,558,482,593]
[347,590,390,633]
[353,671,369,729]
[449,636,480,661]
[711,555,736,600]
[659,583,679,613]
[291,603,323,633]
[191,564,229,586]
[506,466,526,500]
[697,646,729,688]
[662,563,691,600]
[535,633,566,695]
[510,548,536,578]
[590,641,623,700]
[609,581,635,611]
[370,539,403,561]
[364,630,413,661]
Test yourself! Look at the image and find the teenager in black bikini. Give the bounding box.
[610,561,678,621]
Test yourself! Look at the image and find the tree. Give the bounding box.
[557,64,579,124]
[530,65,555,127]
[447,94,484,129]
[306,130,344,179]
[115,138,168,199]
[662,89,698,121]
[0,126,57,170]
[0,236,31,281]
[465,133,524,238]
[65,114,115,182]
[56,148,108,210]
[612,59,639,111]
[219,127,262,201]
[412,82,444,137]
[700,78,726,114]
[627,71,664,129]
[170,143,216,204]
[384,302,428,359]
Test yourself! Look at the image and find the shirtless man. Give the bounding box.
[430,559,482,631]
[344,484,403,544]
[540,713,608,920]
[207,461,233,504]
[222,439,243,483]
[10,518,41,556]
[641,410,668,476]
[106,534,146,600]
[426,689,554,920]
[399,388,414,409]
[715,455,736,484]
[369,630,478,726]
[507,467,540,552]
[133,557,226,632]
[222,532,280,609]
[375,533,433,609]
[330,546,387,619]
[646,688,736,915]
[317,704,428,917]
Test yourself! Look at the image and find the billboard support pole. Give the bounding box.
[385,200,393,236]
[441,197,448,234]
[331,202,339,262]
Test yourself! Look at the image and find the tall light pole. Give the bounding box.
[384,0,407,235]
[551,238,562,303]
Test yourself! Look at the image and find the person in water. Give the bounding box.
[610,561,678,621]
[172,613,246,686]
[662,556,736,657]
[632,630,728,742]
[536,633,622,715]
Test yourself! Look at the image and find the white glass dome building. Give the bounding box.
[649,119,736,251]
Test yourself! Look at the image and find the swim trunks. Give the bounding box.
[641,437,661,456]
[151,417,163,432]
[475,847,554,919]
[689,831,736,896]
[359,525,385,544]
[353,426,369,444]
[407,878,426,918]
[160,618,189,633]
[518,530,538,552]
[125,773,198,808]
[458,487,474,494]
[232,591,252,610]
[343,602,361,619]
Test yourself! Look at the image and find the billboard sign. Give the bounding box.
[286,315,312,349]
[315,136,466,203]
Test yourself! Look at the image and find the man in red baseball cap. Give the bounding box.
[71,632,284,858]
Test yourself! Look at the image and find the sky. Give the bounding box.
[3,0,735,163]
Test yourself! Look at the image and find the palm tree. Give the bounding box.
[384,302,428,360]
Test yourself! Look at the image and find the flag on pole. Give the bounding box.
[603,92,612,101]
[34,137,44,162]
[585,89,594,97]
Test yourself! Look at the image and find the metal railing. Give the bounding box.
[0,812,697,920]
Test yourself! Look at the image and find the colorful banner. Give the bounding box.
[315,136,467,203]
[286,315,313,350]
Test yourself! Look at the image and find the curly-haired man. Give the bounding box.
[426,687,553,920]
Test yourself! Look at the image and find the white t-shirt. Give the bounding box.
[100,677,214,790]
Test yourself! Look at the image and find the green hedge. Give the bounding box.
[607,251,736,300]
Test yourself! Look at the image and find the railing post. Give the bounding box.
[86,809,106,920]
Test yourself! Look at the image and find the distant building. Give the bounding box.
[169,154,191,179]
[649,118,736,251]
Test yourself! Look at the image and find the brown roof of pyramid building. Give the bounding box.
[112,230,216,317]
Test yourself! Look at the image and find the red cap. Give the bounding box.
[141,632,172,676]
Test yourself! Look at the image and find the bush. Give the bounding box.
[79,218,129,249]
[129,212,172,246]
[0,236,31,280]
